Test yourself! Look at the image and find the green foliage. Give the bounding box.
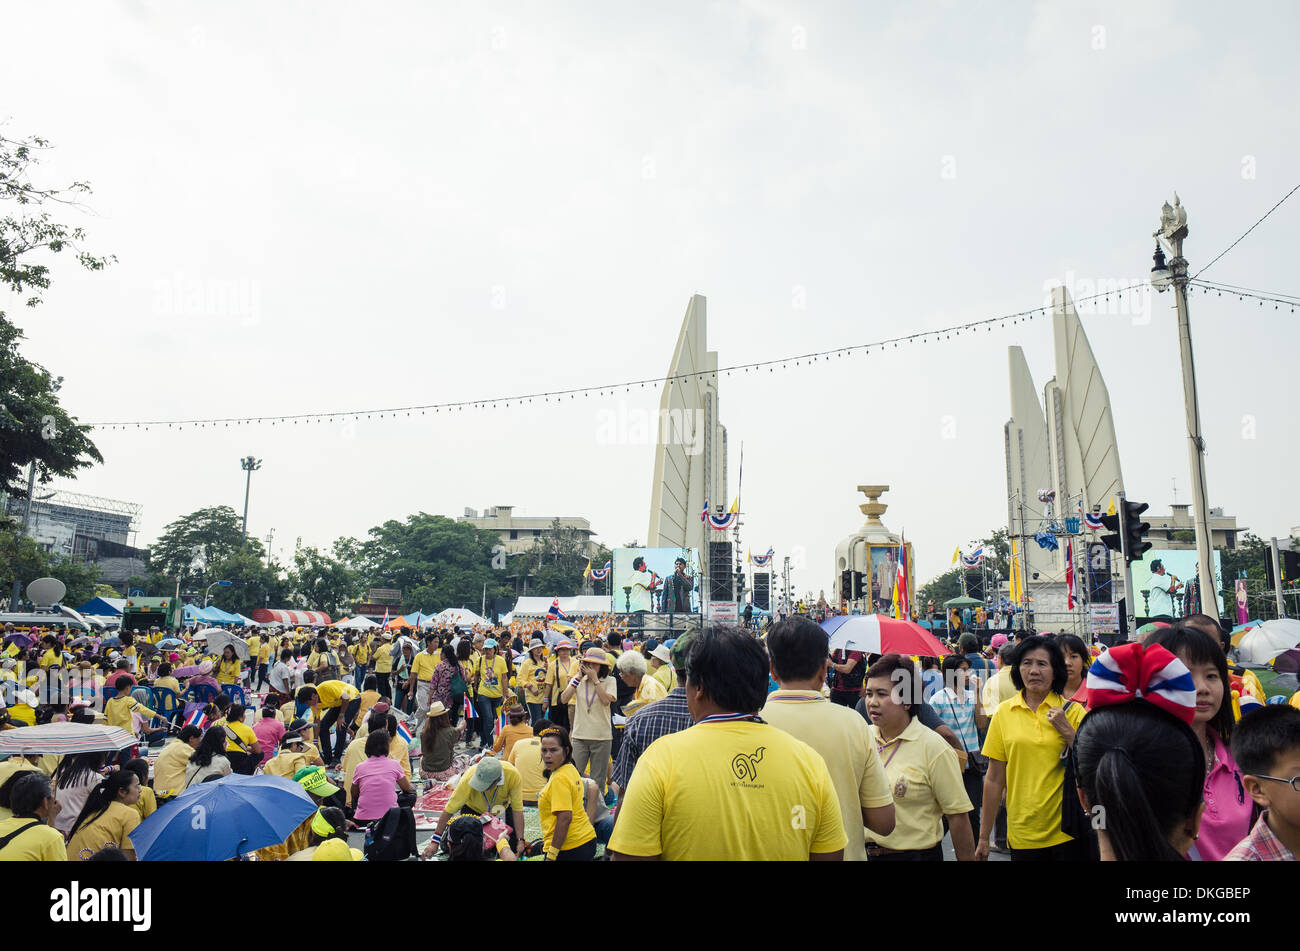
[0,131,112,498]
[918,528,1012,607]
[1218,533,1283,621]
[520,519,609,597]
[0,523,101,608]
[204,548,289,618]
[146,506,262,594]
[918,568,963,607]
[287,541,361,617]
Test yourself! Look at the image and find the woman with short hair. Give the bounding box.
[1056,634,1092,704]
[976,634,1088,862]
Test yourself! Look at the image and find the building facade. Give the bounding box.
[458,505,599,557]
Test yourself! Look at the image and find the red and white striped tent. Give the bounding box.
[249,609,332,627]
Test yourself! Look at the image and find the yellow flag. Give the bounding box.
[727,498,740,514]
[1107,496,1117,516]
[1009,539,1022,603]
[582,560,592,580]
[952,546,961,565]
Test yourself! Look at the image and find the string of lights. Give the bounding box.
[88,276,1281,432]
[1186,279,1300,311]
[1189,278,1300,301]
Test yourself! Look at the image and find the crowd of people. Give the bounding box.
[1,609,1297,863]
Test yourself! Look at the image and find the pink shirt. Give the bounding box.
[253,717,286,764]
[352,755,406,821]
[1193,734,1255,862]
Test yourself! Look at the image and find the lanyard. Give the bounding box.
[876,735,905,769]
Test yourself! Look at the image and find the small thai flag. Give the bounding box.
[496,708,508,736]
[396,720,413,745]
[464,694,477,719]
[547,599,566,620]
[184,708,208,730]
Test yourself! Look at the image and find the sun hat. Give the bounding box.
[556,639,575,651]
[650,644,673,665]
[198,660,213,674]
[527,638,544,651]
[468,756,504,792]
[312,838,359,861]
[483,638,498,649]
[310,808,337,837]
[427,700,449,718]
[582,647,607,664]
[293,765,340,798]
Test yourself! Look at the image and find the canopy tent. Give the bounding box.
[943,596,983,608]
[384,616,415,630]
[184,604,242,625]
[76,596,125,616]
[429,608,492,628]
[236,614,258,627]
[335,615,380,630]
[250,609,332,627]
[509,596,611,618]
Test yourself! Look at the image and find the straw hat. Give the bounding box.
[582,647,608,664]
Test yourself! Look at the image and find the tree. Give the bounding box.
[146,506,264,595]
[287,542,361,617]
[917,528,1013,609]
[204,549,289,618]
[356,513,512,612]
[1217,533,1282,622]
[520,519,608,597]
[0,131,112,499]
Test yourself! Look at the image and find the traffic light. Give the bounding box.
[852,571,865,600]
[841,569,853,602]
[1124,500,1151,561]
[1099,513,1123,554]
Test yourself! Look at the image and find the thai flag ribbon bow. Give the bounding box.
[1085,642,1197,724]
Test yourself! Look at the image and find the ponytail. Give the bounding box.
[67,769,136,839]
[1075,703,1204,861]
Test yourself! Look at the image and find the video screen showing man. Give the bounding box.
[627,557,661,613]
[661,557,694,614]
[1145,559,1182,620]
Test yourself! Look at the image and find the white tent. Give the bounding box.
[335,616,381,630]
[428,608,491,628]
[509,596,611,617]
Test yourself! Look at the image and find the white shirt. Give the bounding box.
[269,660,294,693]
[1147,571,1178,616]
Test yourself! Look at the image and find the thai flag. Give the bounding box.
[464,694,477,719]
[1084,512,1105,531]
[496,708,509,736]
[961,546,984,568]
[395,720,413,745]
[547,599,566,621]
[184,708,208,730]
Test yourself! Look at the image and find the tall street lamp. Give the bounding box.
[240,456,263,541]
[205,579,232,607]
[1150,193,1219,622]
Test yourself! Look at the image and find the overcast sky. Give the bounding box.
[6,0,1298,601]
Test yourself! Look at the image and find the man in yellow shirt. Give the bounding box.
[420,757,526,858]
[372,632,394,698]
[410,634,441,734]
[761,617,896,861]
[609,625,847,861]
[297,680,361,765]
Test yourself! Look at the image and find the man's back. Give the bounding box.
[761,689,892,861]
[608,719,846,861]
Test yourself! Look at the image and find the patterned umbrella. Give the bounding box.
[821,614,951,656]
[0,722,137,755]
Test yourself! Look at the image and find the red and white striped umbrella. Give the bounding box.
[821,614,950,657]
[0,722,138,756]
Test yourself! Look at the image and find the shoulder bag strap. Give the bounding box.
[0,819,41,850]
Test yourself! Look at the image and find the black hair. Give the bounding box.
[446,814,489,861]
[190,726,228,768]
[863,653,922,717]
[280,649,293,661]
[53,752,107,790]
[455,640,473,662]
[227,702,245,723]
[766,616,829,683]
[633,557,646,571]
[1057,634,1091,678]
[1008,635,1068,695]
[366,709,387,734]
[263,694,282,711]
[683,625,768,715]
[296,685,319,705]
[6,771,53,818]
[122,758,150,786]
[212,693,231,712]
[113,674,133,693]
[540,724,575,779]
[1232,705,1300,778]
[68,768,138,839]
[1149,623,1234,746]
[940,653,971,676]
[158,662,172,676]
[87,847,129,861]
[365,729,391,758]
[363,673,378,691]
[1075,702,1204,861]
[532,718,554,736]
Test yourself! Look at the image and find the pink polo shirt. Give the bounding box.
[1193,734,1254,862]
[253,716,286,764]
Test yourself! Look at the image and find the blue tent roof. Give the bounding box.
[78,596,126,616]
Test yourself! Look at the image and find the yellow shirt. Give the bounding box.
[546,656,579,706]
[341,735,367,805]
[519,658,548,703]
[388,734,412,780]
[446,761,524,817]
[508,737,546,801]
[981,666,1017,711]
[353,689,381,727]
[491,722,533,759]
[67,801,140,859]
[217,657,242,685]
[264,750,313,780]
[981,691,1087,850]
[0,816,67,861]
[133,786,158,822]
[538,762,597,853]
[246,635,261,656]
[864,716,971,851]
[104,694,156,732]
[651,663,676,693]
[761,689,894,862]
[314,680,359,708]
[152,676,181,697]
[623,673,667,714]
[39,648,62,670]
[373,647,393,674]
[471,654,509,699]
[352,643,371,666]
[224,719,259,754]
[608,720,847,860]
[410,651,439,684]
[153,739,195,798]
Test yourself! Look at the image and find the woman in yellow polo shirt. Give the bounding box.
[976,634,1088,862]
[216,645,243,686]
[861,655,974,861]
[538,725,598,861]
[66,769,142,860]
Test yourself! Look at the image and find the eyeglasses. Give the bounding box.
[1255,774,1300,792]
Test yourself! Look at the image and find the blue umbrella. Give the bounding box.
[100,635,121,648]
[130,774,316,861]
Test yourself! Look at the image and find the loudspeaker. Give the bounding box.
[753,573,771,611]
[708,542,733,601]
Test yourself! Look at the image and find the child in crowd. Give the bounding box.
[1227,706,1300,861]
